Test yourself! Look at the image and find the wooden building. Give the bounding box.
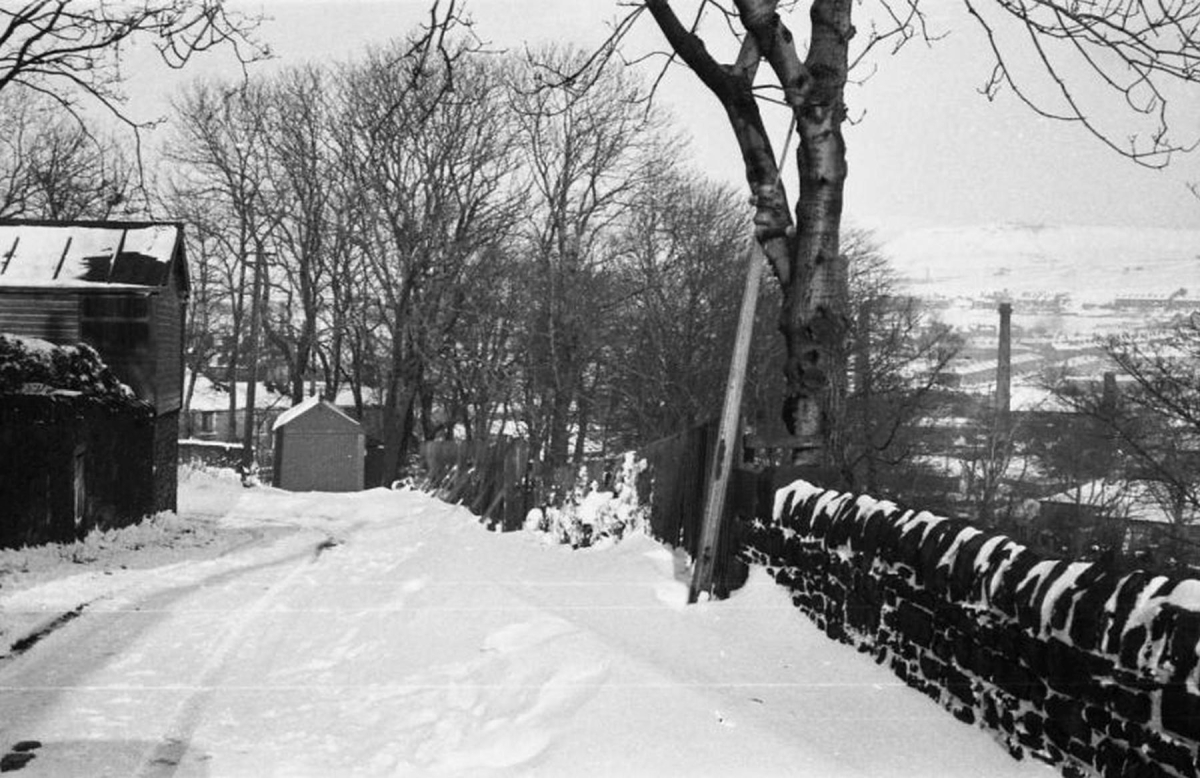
[0,390,159,548]
[272,397,365,492]
[0,219,189,512]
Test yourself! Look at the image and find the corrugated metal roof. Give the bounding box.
[0,221,181,289]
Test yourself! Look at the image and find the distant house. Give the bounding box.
[180,371,385,477]
[1038,479,1200,563]
[272,397,365,492]
[0,219,188,512]
[181,371,290,440]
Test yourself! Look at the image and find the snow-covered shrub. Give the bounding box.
[0,334,134,401]
[179,460,241,485]
[528,452,649,548]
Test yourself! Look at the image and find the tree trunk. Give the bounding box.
[380,381,419,486]
[224,359,240,442]
[183,368,199,437]
[546,388,573,470]
[379,334,424,484]
[645,0,853,471]
[779,0,852,466]
[854,297,874,491]
[572,390,591,465]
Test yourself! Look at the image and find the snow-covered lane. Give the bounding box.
[0,485,1054,777]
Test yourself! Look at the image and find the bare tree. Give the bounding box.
[257,64,342,404]
[508,46,664,467]
[338,39,522,481]
[1054,317,1200,525]
[610,0,1200,471]
[165,78,274,443]
[432,243,524,442]
[604,168,750,447]
[0,1,265,153]
[0,89,133,219]
[956,410,1030,527]
[838,231,961,492]
[170,212,224,428]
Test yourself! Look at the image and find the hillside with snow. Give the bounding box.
[882,224,1200,304]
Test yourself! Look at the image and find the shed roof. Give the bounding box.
[0,219,188,295]
[273,396,362,432]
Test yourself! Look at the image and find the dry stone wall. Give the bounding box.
[742,479,1200,778]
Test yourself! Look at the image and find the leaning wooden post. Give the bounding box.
[689,243,764,603]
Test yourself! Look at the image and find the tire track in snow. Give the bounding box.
[134,534,337,778]
[0,601,93,664]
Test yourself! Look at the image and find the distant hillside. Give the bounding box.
[881,224,1200,303]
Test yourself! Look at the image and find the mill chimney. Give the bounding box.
[1101,371,1119,417]
[996,302,1012,416]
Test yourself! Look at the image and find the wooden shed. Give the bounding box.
[0,219,189,512]
[272,397,365,492]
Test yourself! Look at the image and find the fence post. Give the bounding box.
[689,245,764,603]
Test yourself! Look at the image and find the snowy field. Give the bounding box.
[0,470,1054,777]
[883,223,1200,304]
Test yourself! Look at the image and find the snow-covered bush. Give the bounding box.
[0,334,134,401]
[525,452,649,548]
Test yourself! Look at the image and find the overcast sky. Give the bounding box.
[126,0,1200,237]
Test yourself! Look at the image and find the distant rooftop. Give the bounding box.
[0,220,183,289]
[1042,479,1200,525]
[272,395,361,432]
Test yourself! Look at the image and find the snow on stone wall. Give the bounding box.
[742,479,1200,778]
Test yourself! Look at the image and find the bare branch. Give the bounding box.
[963,0,1200,166]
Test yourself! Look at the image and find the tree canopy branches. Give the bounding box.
[966,0,1200,164]
[0,1,267,117]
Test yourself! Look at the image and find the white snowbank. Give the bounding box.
[0,471,1051,777]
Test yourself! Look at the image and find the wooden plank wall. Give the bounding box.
[153,287,183,414]
[637,421,715,554]
[0,294,79,342]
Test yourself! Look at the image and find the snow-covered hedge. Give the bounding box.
[524,452,649,548]
[0,334,134,401]
[744,480,1200,778]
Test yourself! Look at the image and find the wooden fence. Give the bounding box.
[419,420,776,595]
[0,394,158,548]
[421,438,531,530]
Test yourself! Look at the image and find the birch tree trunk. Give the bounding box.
[645,0,852,466]
[781,0,851,465]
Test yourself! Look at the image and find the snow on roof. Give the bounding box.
[272,395,322,430]
[186,372,288,412]
[0,221,180,289]
[186,373,385,413]
[1041,479,1198,524]
[1009,383,1070,412]
[329,384,384,408]
[272,395,361,431]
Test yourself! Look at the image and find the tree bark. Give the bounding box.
[646,0,852,468]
